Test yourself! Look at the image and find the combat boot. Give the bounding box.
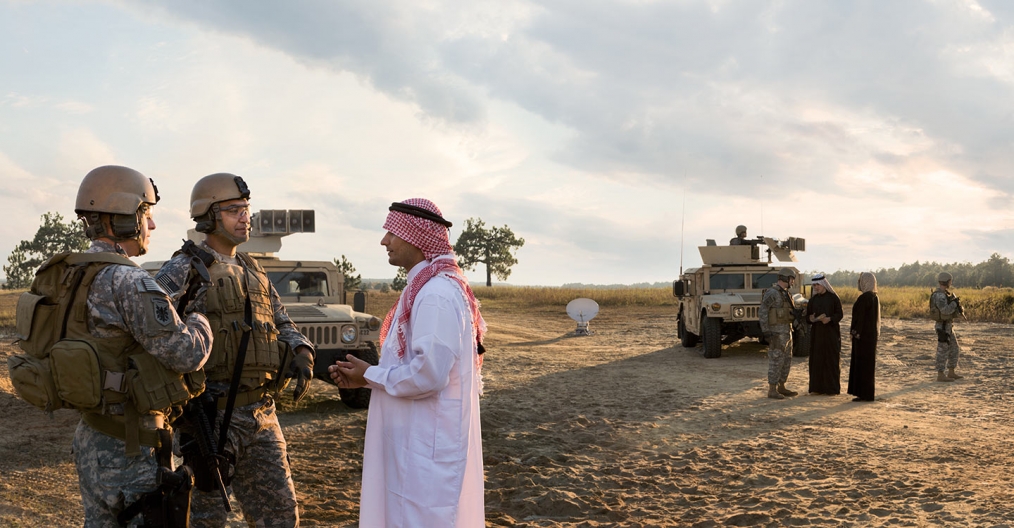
[768,384,785,399]
[947,368,963,380]
[777,382,798,397]
[936,371,954,382]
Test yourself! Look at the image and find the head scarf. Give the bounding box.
[811,273,837,296]
[380,199,487,372]
[858,271,878,293]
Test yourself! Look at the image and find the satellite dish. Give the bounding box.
[566,298,599,336]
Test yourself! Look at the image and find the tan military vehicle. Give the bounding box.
[143,209,382,408]
[673,236,810,358]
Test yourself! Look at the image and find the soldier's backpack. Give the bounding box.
[7,252,204,416]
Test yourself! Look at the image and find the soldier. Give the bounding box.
[730,225,748,245]
[759,267,799,399]
[930,271,963,382]
[155,173,314,527]
[66,166,213,526]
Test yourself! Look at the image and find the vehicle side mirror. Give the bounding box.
[673,280,685,298]
[353,291,367,312]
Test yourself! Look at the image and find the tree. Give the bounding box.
[392,267,407,291]
[333,255,362,290]
[454,217,525,287]
[3,212,89,289]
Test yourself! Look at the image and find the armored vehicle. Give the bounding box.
[673,236,810,359]
[143,209,382,408]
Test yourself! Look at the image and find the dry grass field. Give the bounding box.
[2,288,1014,526]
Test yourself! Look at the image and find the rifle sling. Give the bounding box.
[217,288,253,456]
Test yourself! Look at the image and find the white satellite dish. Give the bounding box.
[566,298,600,336]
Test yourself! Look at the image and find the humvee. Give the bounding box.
[673,236,810,359]
[143,209,382,409]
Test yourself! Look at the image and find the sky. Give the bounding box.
[2,0,1012,286]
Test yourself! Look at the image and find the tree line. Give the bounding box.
[821,253,1014,289]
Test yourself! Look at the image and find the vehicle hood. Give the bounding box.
[702,292,763,304]
[284,302,356,322]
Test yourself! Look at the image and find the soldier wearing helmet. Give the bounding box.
[930,271,963,382]
[57,166,213,525]
[155,173,314,527]
[730,225,748,245]
[758,267,800,399]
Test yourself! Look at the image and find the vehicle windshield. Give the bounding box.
[268,271,329,297]
[709,273,745,290]
[752,272,779,290]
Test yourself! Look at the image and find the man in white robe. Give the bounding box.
[331,198,486,527]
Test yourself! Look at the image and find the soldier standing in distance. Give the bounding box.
[930,271,963,382]
[759,268,799,399]
[70,166,213,526]
[730,225,748,245]
[155,174,315,527]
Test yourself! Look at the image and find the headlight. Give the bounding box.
[711,302,722,311]
[341,325,358,343]
[733,307,745,318]
[367,316,381,331]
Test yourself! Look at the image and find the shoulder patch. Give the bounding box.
[137,276,166,295]
[151,297,172,326]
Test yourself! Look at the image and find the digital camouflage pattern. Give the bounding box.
[931,289,961,371]
[76,240,213,526]
[759,284,795,385]
[188,398,299,528]
[158,241,310,526]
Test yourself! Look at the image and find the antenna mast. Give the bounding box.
[679,173,686,275]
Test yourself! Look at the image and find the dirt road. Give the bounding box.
[2,305,1013,526]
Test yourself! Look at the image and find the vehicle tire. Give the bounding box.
[339,341,379,409]
[792,325,811,357]
[678,315,699,348]
[701,316,722,358]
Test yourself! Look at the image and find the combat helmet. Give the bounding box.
[75,165,160,248]
[777,267,797,282]
[190,173,251,234]
[937,271,953,284]
[735,225,747,236]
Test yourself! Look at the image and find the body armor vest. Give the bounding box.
[9,253,202,454]
[203,253,281,390]
[929,288,954,322]
[767,286,796,326]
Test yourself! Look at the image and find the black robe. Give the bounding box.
[848,291,880,401]
[808,291,843,394]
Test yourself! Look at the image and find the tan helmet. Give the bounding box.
[190,173,251,219]
[778,267,797,281]
[735,225,747,236]
[75,165,158,216]
[937,271,953,283]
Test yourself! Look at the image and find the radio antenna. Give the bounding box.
[679,172,687,275]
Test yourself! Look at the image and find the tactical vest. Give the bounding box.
[767,286,796,325]
[202,253,281,391]
[929,288,954,322]
[7,252,204,454]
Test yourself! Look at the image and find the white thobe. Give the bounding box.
[360,258,485,527]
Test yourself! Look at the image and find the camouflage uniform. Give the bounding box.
[73,240,213,527]
[931,288,961,372]
[157,241,312,528]
[759,284,795,385]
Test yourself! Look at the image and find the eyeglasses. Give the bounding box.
[219,203,251,218]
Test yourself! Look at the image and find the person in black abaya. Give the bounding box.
[807,274,843,395]
[848,271,881,402]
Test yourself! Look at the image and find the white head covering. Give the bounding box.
[811,273,836,296]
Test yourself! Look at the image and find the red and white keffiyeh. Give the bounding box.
[379,199,486,366]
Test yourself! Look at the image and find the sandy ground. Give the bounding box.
[2,304,1014,527]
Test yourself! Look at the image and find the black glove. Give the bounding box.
[286,350,314,403]
[184,284,209,316]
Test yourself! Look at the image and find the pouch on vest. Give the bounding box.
[127,353,206,414]
[7,354,64,412]
[15,292,59,359]
[50,339,104,411]
[769,306,791,325]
